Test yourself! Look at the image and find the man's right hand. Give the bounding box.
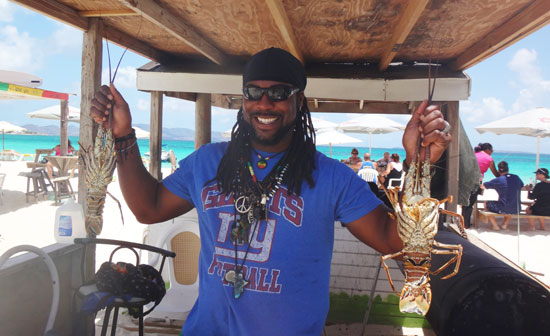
[90,83,133,138]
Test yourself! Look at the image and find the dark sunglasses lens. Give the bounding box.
[245,86,265,100]
[266,86,289,101]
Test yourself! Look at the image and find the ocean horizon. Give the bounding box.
[2,133,549,185]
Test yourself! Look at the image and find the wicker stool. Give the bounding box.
[25,171,47,203]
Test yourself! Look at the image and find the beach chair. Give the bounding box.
[74,238,176,336]
[358,167,378,184]
[143,215,200,323]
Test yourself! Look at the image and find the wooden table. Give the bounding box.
[45,156,78,177]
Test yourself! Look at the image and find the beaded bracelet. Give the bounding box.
[115,128,136,143]
[117,139,137,154]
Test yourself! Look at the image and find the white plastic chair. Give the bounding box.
[145,216,201,321]
[357,167,379,184]
[388,176,404,189]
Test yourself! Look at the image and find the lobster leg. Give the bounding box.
[430,241,463,280]
[440,209,467,238]
[381,251,404,295]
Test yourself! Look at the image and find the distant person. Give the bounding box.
[47,140,75,179]
[525,168,549,230]
[360,153,377,170]
[376,152,390,169]
[482,161,524,230]
[462,142,500,228]
[342,148,362,171]
[380,153,403,189]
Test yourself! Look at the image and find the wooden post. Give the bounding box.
[79,18,102,208]
[60,100,69,155]
[79,17,102,335]
[150,91,163,181]
[446,101,460,212]
[195,93,211,149]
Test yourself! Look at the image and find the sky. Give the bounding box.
[0,0,549,154]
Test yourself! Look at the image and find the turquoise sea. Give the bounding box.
[2,133,549,184]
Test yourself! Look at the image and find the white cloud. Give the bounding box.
[136,98,149,111]
[0,0,15,22]
[49,23,81,52]
[461,97,509,123]
[0,25,42,72]
[507,48,542,85]
[101,66,136,89]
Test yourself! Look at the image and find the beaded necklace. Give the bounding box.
[225,151,288,299]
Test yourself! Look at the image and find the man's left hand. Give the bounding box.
[402,100,451,165]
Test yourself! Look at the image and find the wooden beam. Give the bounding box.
[450,0,550,70]
[119,0,226,65]
[309,101,410,114]
[211,94,242,109]
[314,99,319,109]
[60,100,68,155]
[79,18,102,213]
[195,93,212,149]
[379,0,429,71]
[150,91,163,181]
[265,0,304,63]
[164,91,197,102]
[359,99,364,110]
[79,9,139,17]
[11,0,88,30]
[103,24,163,62]
[446,101,460,212]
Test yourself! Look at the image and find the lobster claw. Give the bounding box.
[399,275,432,316]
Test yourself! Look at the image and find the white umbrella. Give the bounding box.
[311,117,338,132]
[0,121,27,152]
[336,114,406,156]
[133,126,150,139]
[316,129,362,158]
[475,107,550,169]
[26,105,80,123]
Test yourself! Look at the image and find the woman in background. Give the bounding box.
[462,143,500,228]
[525,168,549,230]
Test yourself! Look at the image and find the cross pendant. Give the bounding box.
[224,269,249,299]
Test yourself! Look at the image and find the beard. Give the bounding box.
[239,115,295,147]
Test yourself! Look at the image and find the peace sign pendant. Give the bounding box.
[235,195,251,214]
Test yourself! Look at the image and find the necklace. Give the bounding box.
[253,148,284,169]
[225,158,288,299]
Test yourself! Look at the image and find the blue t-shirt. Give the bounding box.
[361,161,375,169]
[163,142,381,336]
[484,174,524,214]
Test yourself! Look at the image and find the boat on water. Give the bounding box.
[144,150,170,162]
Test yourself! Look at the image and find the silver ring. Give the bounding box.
[441,121,451,134]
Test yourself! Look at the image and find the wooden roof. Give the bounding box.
[13,0,549,111]
[14,0,549,70]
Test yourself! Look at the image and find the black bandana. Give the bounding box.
[243,47,306,91]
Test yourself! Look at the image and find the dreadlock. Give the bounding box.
[213,98,316,197]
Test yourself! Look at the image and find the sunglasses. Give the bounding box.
[243,85,300,102]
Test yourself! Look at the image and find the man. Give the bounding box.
[525,168,549,230]
[91,47,451,335]
[360,153,378,170]
[376,151,391,168]
[482,161,524,230]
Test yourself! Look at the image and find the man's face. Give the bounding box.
[384,152,390,160]
[242,80,304,151]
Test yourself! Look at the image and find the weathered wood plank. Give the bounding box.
[379,0,430,71]
[265,0,304,63]
[450,0,550,70]
[149,91,163,181]
[195,93,212,149]
[446,101,460,212]
[11,0,88,30]
[119,0,226,65]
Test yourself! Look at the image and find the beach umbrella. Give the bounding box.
[26,105,80,123]
[475,107,550,169]
[336,114,406,156]
[315,129,362,158]
[133,126,150,139]
[311,117,338,132]
[0,121,27,152]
